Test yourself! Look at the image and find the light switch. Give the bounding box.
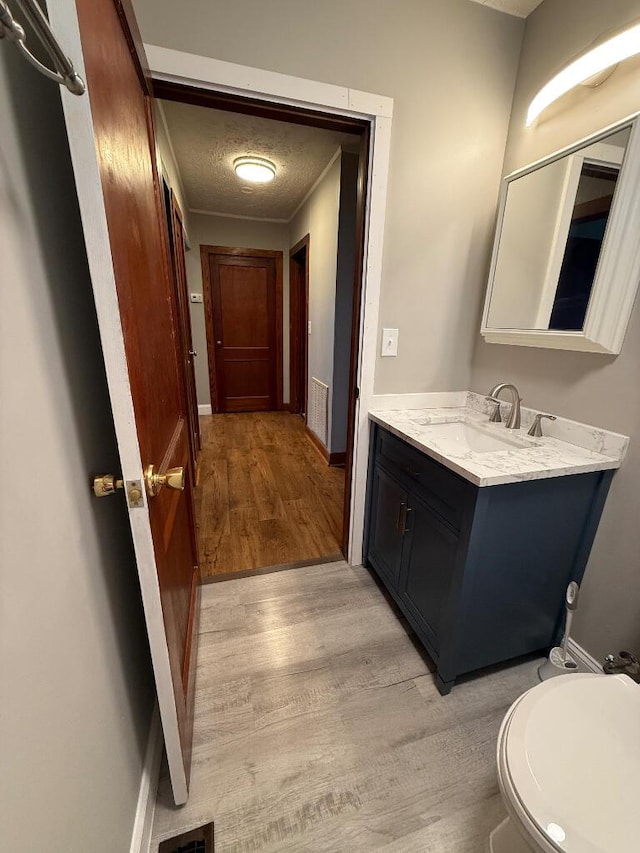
[190,292,203,304]
[381,328,399,357]
[308,320,312,335]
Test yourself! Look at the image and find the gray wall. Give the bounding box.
[185,214,291,407]
[290,156,342,446]
[0,43,154,852]
[132,0,524,395]
[470,0,640,661]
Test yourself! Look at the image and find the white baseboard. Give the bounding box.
[130,705,163,853]
[198,404,212,416]
[567,638,603,673]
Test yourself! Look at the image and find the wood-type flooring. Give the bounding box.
[196,412,345,578]
[151,561,540,852]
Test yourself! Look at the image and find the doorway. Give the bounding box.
[153,81,368,579]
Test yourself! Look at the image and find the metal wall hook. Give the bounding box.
[0,1,23,41]
[0,0,85,95]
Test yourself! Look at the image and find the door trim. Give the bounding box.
[289,234,310,419]
[145,45,393,567]
[200,245,284,413]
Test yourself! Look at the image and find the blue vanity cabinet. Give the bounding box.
[364,423,614,695]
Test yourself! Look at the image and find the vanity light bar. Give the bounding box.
[526,20,640,127]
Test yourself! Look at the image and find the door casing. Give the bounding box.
[148,53,393,565]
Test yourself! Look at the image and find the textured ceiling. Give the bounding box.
[468,0,543,17]
[159,100,358,220]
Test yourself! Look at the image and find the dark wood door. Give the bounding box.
[72,0,200,803]
[169,191,201,473]
[367,464,408,591]
[204,248,282,413]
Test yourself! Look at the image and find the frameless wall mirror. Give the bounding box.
[481,117,640,353]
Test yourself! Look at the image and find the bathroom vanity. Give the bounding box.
[364,394,628,694]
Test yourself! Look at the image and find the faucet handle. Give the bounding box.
[527,413,557,437]
[486,396,502,423]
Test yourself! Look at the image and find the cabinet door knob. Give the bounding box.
[398,501,409,533]
[401,464,420,478]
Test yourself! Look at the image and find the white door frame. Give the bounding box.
[145,45,393,566]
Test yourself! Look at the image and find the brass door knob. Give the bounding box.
[93,475,144,506]
[93,474,123,497]
[144,464,185,497]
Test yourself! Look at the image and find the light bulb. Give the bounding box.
[527,22,640,126]
[233,156,276,183]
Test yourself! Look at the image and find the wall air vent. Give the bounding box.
[308,376,329,447]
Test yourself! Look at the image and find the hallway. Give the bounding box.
[196,412,345,578]
[150,561,539,852]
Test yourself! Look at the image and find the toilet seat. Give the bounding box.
[497,673,640,853]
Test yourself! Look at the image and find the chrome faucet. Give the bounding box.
[527,413,557,437]
[487,383,522,429]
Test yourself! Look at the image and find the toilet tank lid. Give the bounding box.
[505,673,640,853]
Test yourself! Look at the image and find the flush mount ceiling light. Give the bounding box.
[233,156,276,183]
[526,20,640,126]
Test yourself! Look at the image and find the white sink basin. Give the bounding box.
[421,421,533,454]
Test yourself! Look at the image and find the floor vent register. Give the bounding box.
[158,822,214,853]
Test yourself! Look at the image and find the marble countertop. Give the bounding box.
[369,393,629,487]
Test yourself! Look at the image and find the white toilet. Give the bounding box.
[490,672,640,853]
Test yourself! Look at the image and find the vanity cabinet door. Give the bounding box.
[367,464,408,591]
[399,492,458,651]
